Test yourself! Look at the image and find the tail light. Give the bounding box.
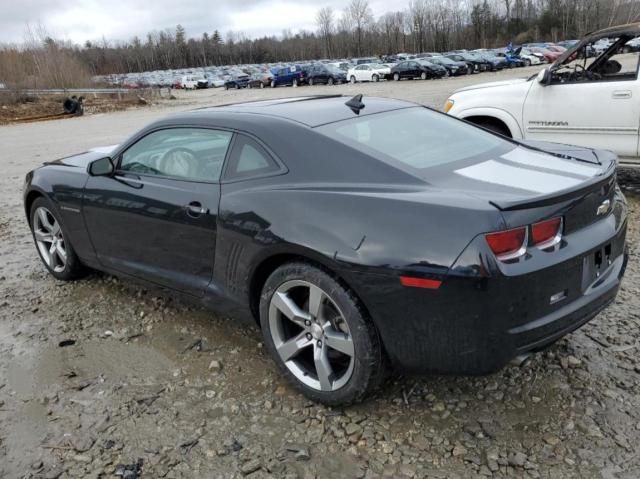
[531,217,562,249]
[485,227,527,261]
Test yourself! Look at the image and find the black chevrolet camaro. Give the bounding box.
[24,95,628,404]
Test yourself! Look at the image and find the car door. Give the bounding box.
[352,65,364,82]
[396,62,407,78]
[83,127,233,295]
[523,46,640,159]
[315,66,327,83]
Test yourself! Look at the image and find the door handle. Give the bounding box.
[113,173,144,189]
[185,202,208,217]
[612,90,631,99]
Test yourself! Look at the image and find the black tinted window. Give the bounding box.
[317,107,509,171]
[224,136,280,180]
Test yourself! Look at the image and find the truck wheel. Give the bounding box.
[476,119,511,137]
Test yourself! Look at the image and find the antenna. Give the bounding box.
[345,94,365,114]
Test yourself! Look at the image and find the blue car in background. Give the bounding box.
[269,65,306,87]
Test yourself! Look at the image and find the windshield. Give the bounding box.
[317,107,511,171]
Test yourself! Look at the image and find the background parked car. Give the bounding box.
[390,60,434,80]
[307,64,346,85]
[347,63,390,83]
[248,72,272,89]
[224,74,249,90]
[179,75,199,89]
[428,56,470,75]
[270,65,305,87]
[416,59,447,78]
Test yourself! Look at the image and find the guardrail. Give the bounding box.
[0,88,135,95]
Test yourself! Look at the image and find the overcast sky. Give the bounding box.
[1,0,412,45]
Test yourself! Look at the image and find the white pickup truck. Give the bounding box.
[445,23,640,167]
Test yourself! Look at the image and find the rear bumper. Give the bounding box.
[346,196,628,375]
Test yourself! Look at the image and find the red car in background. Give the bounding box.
[528,46,563,63]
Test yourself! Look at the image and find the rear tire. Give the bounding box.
[308,78,314,86]
[393,72,400,81]
[372,74,379,82]
[30,197,87,281]
[328,77,334,85]
[292,79,298,87]
[420,72,427,80]
[259,262,386,405]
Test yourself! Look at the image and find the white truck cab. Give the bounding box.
[445,23,640,167]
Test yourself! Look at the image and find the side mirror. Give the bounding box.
[88,157,114,176]
[537,68,551,85]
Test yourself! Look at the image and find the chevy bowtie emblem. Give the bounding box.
[596,199,611,216]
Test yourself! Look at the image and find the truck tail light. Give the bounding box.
[531,217,562,249]
[485,227,527,261]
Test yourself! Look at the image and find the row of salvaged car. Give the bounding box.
[94,41,585,90]
[96,35,640,91]
[218,46,572,90]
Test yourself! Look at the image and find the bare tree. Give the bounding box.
[347,0,374,56]
[316,7,335,58]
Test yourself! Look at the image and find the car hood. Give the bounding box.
[453,77,530,93]
[50,145,119,168]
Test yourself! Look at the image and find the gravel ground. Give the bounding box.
[1,66,639,479]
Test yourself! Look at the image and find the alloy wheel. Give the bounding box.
[33,207,67,273]
[269,280,355,392]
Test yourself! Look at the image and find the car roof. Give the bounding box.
[186,95,417,127]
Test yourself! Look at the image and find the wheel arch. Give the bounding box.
[24,187,47,220]
[247,249,392,369]
[248,249,369,329]
[456,108,524,139]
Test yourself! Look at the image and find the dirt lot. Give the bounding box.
[1,66,639,479]
[0,90,162,125]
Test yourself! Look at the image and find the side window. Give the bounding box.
[554,34,640,83]
[224,135,280,181]
[119,128,232,182]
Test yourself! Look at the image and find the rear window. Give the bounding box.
[317,107,511,170]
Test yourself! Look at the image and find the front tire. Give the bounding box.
[372,74,379,82]
[420,72,427,80]
[350,75,356,84]
[393,72,400,81]
[30,197,86,281]
[260,262,386,405]
[328,77,334,85]
[476,119,511,137]
[308,78,314,86]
